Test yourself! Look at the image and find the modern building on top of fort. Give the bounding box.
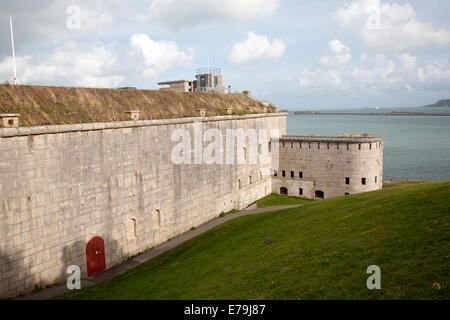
[158,67,224,93]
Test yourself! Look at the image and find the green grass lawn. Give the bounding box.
[57,181,449,300]
[252,193,312,208]
[383,180,424,188]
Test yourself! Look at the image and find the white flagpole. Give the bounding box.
[9,16,19,85]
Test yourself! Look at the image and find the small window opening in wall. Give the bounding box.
[127,218,137,239]
[280,187,288,195]
[243,147,247,160]
[327,143,330,149]
[238,179,241,189]
[358,144,361,150]
[375,176,378,183]
[299,188,303,195]
[273,170,278,177]
[290,171,294,178]
[345,177,350,185]
[308,142,311,149]
[291,142,293,148]
[282,170,286,177]
[8,119,14,125]
[345,192,350,196]
[315,190,324,199]
[300,142,302,149]
[347,143,349,150]
[318,143,320,149]
[249,176,252,184]
[337,143,340,150]
[299,171,303,178]
[268,141,272,153]
[282,142,285,148]
[152,210,160,229]
[370,143,372,150]
[362,178,366,185]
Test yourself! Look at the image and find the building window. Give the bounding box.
[345,177,350,185]
[268,141,272,153]
[280,187,288,195]
[337,144,340,150]
[273,170,278,177]
[347,143,349,150]
[238,179,241,189]
[300,142,302,149]
[152,210,160,229]
[345,192,350,196]
[127,218,137,239]
[362,178,366,185]
[243,147,247,160]
[214,76,218,88]
[8,119,14,125]
[299,171,303,179]
[315,190,324,199]
[375,176,378,183]
[327,143,330,149]
[318,143,320,149]
[291,142,293,148]
[282,142,285,148]
[309,142,311,149]
[358,144,361,150]
[290,171,294,178]
[282,170,286,177]
[370,143,372,150]
[249,176,252,184]
[299,188,303,195]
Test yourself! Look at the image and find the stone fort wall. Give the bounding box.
[0,113,286,298]
[273,135,384,199]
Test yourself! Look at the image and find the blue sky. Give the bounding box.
[0,0,449,110]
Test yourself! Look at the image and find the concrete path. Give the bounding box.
[16,204,304,300]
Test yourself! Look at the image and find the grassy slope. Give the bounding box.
[0,85,277,126]
[252,194,312,208]
[58,181,449,300]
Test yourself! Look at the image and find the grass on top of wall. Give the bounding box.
[56,181,449,300]
[0,85,278,126]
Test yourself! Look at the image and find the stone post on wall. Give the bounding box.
[0,114,19,128]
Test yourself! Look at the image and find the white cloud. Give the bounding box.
[0,42,123,87]
[335,0,450,52]
[298,40,450,95]
[318,39,352,68]
[149,0,279,30]
[0,0,117,56]
[229,31,285,65]
[129,34,192,78]
[0,32,193,87]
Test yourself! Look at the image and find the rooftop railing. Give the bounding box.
[196,67,221,75]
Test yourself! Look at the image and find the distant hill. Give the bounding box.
[422,99,450,107]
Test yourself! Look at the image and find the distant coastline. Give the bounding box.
[293,111,450,116]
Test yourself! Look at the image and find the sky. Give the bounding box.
[0,0,449,110]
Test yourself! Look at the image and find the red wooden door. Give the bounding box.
[86,236,106,277]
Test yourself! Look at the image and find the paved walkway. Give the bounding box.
[16,204,303,300]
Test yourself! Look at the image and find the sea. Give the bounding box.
[286,107,450,181]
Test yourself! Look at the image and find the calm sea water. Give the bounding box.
[286,113,450,181]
